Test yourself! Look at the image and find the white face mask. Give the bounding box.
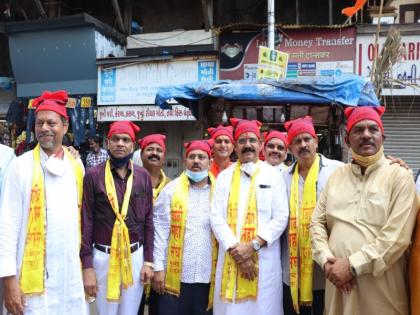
[240,161,257,176]
[44,155,66,176]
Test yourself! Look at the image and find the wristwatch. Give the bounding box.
[251,239,261,252]
[349,261,357,277]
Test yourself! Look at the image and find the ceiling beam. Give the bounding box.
[33,0,47,19]
[201,0,213,31]
[111,0,126,34]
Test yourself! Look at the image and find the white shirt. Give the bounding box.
[211,161,289,314]
[153,175,213,283]
[416,174,420,194]
[0,148,87,314]
[0,144,15,194]
[281,154,344,290]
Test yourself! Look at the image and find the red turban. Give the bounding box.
[344,106,385,133]
[184,140,213,158]
[284,116,317,144]
[230,118,262,140]
[33,90,69,120]
[108,121,140,142]
[207,125,234,142]
[263,130,288,149]
[138,134,166,152]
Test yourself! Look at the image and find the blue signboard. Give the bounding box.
[100,68,116,103]
[198,61,217,82]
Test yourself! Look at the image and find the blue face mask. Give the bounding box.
[108,150,133,168]
[185,169,208,182]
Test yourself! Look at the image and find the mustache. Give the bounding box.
[192,163,201,168]
[360,140,375,146]
[241,147,255,154]
[148,154,160,161]
[39,131,54,137]
[298,148,310,155]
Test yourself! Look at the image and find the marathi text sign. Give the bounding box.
[257,46,289,80]
[97,105,196,122]
[220,27,356,80]
[98,58,218,105]
[356,34,420,96]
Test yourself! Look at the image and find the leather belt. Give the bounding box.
[94,242,141,254]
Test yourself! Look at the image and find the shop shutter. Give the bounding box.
[382,97,420,176]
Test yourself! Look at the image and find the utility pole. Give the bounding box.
[267,0,275,49]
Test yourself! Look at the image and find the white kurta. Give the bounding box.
[0,148,87,315]
[210,162,289,315]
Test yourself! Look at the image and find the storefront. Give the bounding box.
[155,75,379,163]
[97,55,218,178]
[207,26,358,161]
[357,24,420,174]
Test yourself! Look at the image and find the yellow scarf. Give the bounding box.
[289,154,320,313]
[20,144,83,294]
[165,172,218,310]
[351,146,384,168]
[105,159,134,301]
[153,169,169,201]
[221,161,259,303]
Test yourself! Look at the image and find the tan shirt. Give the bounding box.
[310,155,419,315]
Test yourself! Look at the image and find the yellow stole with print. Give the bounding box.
[289,154,320,313]
[20,144,83,294]
[220,161,260,302]
[153,169,169,201]
[105,159,134,301]
[165,172,218,310]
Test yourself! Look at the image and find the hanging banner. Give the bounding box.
[97,105,196,122]
[257,46,289,80]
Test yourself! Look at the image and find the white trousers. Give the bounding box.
[93,246,144,315]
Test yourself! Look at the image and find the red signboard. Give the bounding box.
[219,27,356,80]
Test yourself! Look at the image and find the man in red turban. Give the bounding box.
[211,118,289,315]
[311,106,418,315]
[152,139,217,315]
[138,134,170,201]
[207,125,234,177]
[81,120,154,315]
[0,90,88,314]
[262,130,288,171]
[282,115,344,315]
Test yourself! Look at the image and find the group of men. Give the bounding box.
[0,89,419,315]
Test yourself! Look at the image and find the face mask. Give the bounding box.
[240,161,257,176]
[108,150,133,168]
[185,169,208,183]
[351,146,384,168]
[44,156,66,176]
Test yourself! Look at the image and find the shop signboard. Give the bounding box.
[356,33,420,96]
[97,104,196,122]
[98,58,218,105]
[220,27,356,80]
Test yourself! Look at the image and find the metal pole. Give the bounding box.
[328,0,333,25]
[267,0,275,49]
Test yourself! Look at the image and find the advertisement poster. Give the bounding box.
[257,46,289,80]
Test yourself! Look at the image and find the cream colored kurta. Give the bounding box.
[0,148,86,315]
[310,155,419,315]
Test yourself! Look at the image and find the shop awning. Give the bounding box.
[155,75,380,116]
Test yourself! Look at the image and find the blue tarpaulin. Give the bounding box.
[155,75,380,117]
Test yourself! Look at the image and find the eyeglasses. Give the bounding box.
[237,137,258,145]
[266,143,286,151]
